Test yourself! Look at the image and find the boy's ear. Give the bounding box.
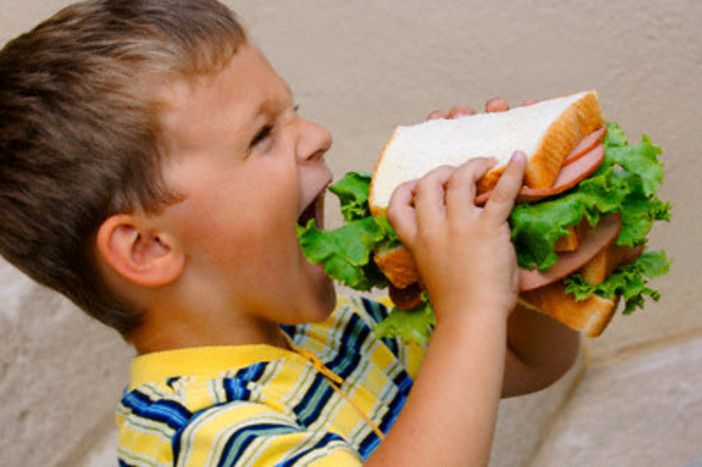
[96,214,185,287]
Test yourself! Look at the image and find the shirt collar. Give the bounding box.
[128,344,295,389]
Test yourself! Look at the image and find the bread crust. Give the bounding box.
[580,244,645,285]
[373,245,419,289]
[519,282,618,338]
[370,90,606,217]
[477,91,604,192]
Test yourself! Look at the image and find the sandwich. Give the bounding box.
[298,90,671,342]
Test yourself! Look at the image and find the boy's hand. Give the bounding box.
[388,97,528,322]
[387,152,526,321]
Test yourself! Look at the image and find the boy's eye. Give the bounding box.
[250,125,273,148]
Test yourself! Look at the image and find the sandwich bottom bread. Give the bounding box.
[298,91,671,342]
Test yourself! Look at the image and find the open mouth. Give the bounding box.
[298,193,325,229]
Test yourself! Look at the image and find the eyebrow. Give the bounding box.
[256,83,295,118]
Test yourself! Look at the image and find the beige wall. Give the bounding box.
[1,1,700,465]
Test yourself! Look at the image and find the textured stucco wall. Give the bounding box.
[1,1,700,465]
[233,0,702,358]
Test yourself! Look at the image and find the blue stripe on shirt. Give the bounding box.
[222,362,268,401]
[217,422,301,467]
[325,314,370,380]
[278,431,349,467]
[121,389,192,430]
[361,297,400,355]
[293,372,336,428]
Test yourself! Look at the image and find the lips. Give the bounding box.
[298,195,323,228]
[298,177,331,229]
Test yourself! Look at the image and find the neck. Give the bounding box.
[128,308,291,355]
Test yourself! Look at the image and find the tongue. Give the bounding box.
[298,196,325,228]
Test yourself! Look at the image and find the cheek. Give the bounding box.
[166,157,302,263]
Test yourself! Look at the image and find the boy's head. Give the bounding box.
[0,0,247,335]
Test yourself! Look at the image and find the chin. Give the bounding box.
[312,276,338,321]
[306,275,338,323]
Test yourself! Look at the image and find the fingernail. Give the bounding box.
[427,110,446,120]
[511,151,526,163]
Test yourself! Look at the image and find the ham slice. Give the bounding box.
[518,214,622,292]
[389,210,624,309]
[563,127,607,166]
[515,144,604,203]
[475,143,605,205]
[389,282,423,310]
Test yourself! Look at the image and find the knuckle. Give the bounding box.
[386,205,400,224]
[426,165,455,181]
[417,222,441,244]
[454,159,491,182]
[447,220,470,238]
[416,167,450,191]
[489,186,512,204]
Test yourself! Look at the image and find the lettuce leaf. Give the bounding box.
[510,123,670,270]
[564,250,671,314]
[328,172,373,222]
[298,122,671,342]
[375,295,435,343]
[509,169,629,271]
[297,172,401,290]
[297,216,389,291]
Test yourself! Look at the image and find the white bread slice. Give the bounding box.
[369,90,604,217]
[519,281,618,338]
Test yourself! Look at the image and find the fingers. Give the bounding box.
[483,151,526,223]
[427,110,446,120]
[388,159,494,239]
[444,157,497,218]
[430,97,537,120]
[387,180,418,244]
[388,158,499,244]
[448,105,476,119]
[388,165,456,247]
[388,164,456,247]
[427,105,476,121]
[485,98,510,113]
[411,165,455,226]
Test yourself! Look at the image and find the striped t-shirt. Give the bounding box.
[116,295,425,466]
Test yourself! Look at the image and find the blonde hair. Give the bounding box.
[0,0,246,335]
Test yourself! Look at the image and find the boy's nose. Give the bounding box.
[296,119,332,163]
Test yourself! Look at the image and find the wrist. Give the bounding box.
[432,295,513,328]
[430,300,510,351]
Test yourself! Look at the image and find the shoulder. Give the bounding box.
[282,294,392,350]
[285,294,395,353]
[118,381,361,466]
[174,400,361,466]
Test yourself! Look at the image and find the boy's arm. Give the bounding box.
[426,100,581,399]
[502,302,580,397]
[366,152,526,466]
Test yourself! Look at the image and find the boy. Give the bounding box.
[0,1,579,465]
